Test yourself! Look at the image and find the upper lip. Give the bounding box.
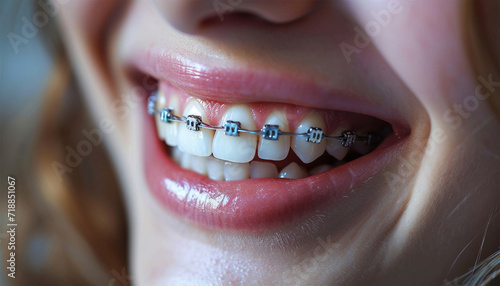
[130,47,410,136]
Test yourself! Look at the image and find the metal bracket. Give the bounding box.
[186,115,202,131]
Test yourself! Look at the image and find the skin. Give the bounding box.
[57,0,500,284]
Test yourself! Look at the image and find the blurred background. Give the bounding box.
[1,0,52,165]
[1,1,55,285]
[1,1,128,285]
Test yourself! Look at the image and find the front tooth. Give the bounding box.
[250,161,278,178]
[291,112,326,164]
[278,162,308,179]
[326,127,350,160]
[224,162,250,181]
[258,112,290,161]
[213,105,257,163]
[163,94,180,146]
[190,156,207,175]
[178,99,214,157]
[309,164,334,176]
[207,157,224,181]
[155,91,167,139]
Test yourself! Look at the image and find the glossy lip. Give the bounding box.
[135,49,410,231]
[144,109,406,231]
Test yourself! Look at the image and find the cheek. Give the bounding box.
[344,0,497,132]
[59,0,120,38]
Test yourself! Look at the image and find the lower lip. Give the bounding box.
[143,109,406,231]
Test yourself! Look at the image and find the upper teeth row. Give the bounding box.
[148,93,376,147]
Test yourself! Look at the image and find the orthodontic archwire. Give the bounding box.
[147,92,381,147]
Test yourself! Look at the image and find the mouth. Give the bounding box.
[135,51,410,231]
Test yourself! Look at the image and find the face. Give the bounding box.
[57,0,500,284]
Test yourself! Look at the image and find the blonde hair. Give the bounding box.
[6,11,128,285]
[445,1,500,285]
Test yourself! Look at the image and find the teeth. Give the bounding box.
[180,152,191,169]
[155,91,167,139]
[171,146,183,164]
[326,127,350,160]
[278,162,308,179]
[212,105,257,163]
[291,113,326,164]
[178,99,214,157]
[309,164,334,176]
[224,162,250,181]
[351,134,371,155]
[258,112,290,161]
[326,140,349,161]
[163,94,180,146]
[159,96,372,181]
[190,156,207,175]
[207,157,225,180]
[250,161,278,179]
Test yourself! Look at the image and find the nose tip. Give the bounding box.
[153,0,316,34]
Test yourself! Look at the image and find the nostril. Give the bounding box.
[199,12,273,30]
[153,0,316,35]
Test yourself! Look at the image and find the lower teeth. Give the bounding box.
[169,146,347,181]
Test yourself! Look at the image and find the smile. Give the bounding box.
[148,86,388,180]
[136,52,410,231]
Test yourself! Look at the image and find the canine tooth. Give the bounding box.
[326,140,349,160]
[279,162,308,179]
[250,161,278,179]
[178,99,213,157]
[224,162,250,181]
[258,112,290,161]
[207,157,225,181]
[326,127,350,160]
[155,91,167,139]
[155,115,165,139]
[213,105,257,163]
[163,94,180,146]
[190,155,207,175]
[291,113,326,164]
[309,164,334,176]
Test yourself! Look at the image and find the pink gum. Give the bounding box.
[159,82,386,135]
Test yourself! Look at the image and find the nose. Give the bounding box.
[152,0,316,34]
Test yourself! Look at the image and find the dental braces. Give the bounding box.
[148,93,379,147]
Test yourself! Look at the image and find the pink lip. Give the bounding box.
[135,50,410,231]
[144,111,405,230]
